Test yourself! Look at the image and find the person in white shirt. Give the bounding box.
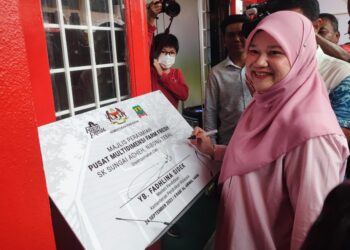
[204,15,251,145]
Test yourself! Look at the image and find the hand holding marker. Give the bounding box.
[188,129,218,140]
[188,129,217,176]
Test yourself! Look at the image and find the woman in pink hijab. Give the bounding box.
[192,11,349,250]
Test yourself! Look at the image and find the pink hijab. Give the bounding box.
[219,11,343,184]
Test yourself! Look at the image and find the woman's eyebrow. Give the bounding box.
[268,45,283,49]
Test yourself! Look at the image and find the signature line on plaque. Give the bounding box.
[119,154,191,209]
[126,153,172,199]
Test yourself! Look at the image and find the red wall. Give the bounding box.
[0,0,151,248]
[0,0,56,248]
[125,0,152,97]
[20,1,56,126]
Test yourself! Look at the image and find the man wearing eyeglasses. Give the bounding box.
[204,15,252,145]
[318,13,350,54]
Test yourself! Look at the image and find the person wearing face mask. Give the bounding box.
[145,2,188,242]
[146,0,188,109]
[150,32,189,108]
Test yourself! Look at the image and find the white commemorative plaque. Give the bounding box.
[38,91,219,250]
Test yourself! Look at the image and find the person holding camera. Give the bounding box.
[145,1,188,242]
[147,0,162,47]
[191,11,348,250]
[147,0,189,109]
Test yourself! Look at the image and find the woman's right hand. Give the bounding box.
[189,127,215,158]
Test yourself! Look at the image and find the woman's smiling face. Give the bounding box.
[246,30,291,93]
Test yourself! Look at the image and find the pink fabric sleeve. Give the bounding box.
[159,69,189,101]
[213,144,227,161]
[284,135,348,250]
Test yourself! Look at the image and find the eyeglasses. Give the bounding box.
[226,32,245,39]
[160,50,176,56]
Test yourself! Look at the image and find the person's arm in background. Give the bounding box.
[147,0,162,26]
[329,76,350,142]
[204,71,219,144]
[316,34,350,62]
[285,135,348,250]
[147,0,162,47]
